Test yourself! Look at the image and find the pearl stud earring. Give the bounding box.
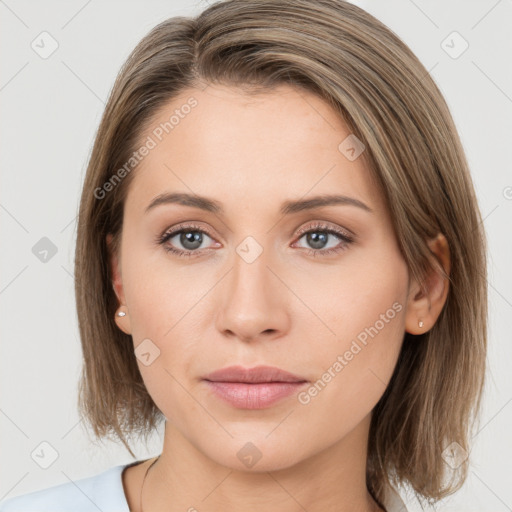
[418,320,424,328]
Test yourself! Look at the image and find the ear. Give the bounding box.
[404,232,451,335]
[106,233,132,335]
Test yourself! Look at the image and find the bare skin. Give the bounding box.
[109,83,450,512]
[121,457,157,510]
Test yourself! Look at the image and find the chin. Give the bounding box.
[202,434,311,473]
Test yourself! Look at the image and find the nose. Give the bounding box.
[214,248,291,343]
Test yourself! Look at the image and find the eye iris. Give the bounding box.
[307,232,328,249]
[181,231,203,250]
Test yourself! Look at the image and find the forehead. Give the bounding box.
[125,83,385,219]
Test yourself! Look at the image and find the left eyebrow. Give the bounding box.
[280,194,373,215]
[144,192,373,215]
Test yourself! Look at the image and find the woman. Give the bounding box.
[0,0,487,511]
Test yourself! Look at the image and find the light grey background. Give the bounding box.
[1,0,511,510]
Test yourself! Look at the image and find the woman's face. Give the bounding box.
[109,83,413,471]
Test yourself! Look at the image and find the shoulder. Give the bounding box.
[382,482,408,512]
[0,464,130,512]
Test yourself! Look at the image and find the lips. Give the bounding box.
[202,365,309,409]
[202,365,308,384]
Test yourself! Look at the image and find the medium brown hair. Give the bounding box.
[74,0,488,506]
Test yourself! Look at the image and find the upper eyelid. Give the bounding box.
[295,222,353,238]
[162,221,353,244]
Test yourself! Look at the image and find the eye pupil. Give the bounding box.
[307,232,328,249]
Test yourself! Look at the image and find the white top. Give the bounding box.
[0,463,408,511]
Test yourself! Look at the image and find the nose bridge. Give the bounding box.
[230,229,277,300]
[215,240,289,341]
[232,243,273,299]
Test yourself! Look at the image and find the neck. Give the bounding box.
[139,414,383,512]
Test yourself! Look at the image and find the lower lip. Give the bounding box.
[204,380,308,409]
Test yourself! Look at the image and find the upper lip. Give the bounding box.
[203,365,308,383]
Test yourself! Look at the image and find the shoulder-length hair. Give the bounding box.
[74,0,488,506]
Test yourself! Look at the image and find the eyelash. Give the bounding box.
[155,221,354,259]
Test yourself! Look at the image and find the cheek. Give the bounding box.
[296,300,405,439]
[122,242,204,339]
[296,254,407,408]
[291,249,407,345]
[120,246,214,400]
